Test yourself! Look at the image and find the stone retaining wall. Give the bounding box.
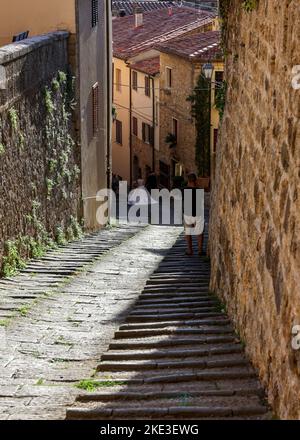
[210,0,300,419]
[0,33,81,272]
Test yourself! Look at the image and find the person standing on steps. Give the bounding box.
[182,173,205,256]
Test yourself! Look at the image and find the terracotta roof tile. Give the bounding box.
[113,7,215,59]
[112,1,172,16]
[130,56,160,75]
[155,30,222,61]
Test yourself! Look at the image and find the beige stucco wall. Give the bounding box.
[112,57,130,182]
[0,0,75,46]
[79,0,111,230]
[112,57,160,183]
[210,0,300,419]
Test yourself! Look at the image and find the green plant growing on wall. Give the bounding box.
[187,74,211,177]
[1,240,26,277]
[52,78,60,92]
[165,132,177,148]
[19,133,25,150]
[44,88,55,114]
[70,216,83,239]
[215,81,227,120]
[8,108,18,131]
[0,143,5,155]
[242,0,258,12]
[58,71,67,84]
[46,178,54,199]
[55,226,67,246]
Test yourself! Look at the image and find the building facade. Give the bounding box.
[112,6,219,186]
[157,31,223,188]
[0,0,112,230]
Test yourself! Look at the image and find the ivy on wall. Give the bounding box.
[187,74,211,177]
[219,0,258,48]
[0,69,83,278]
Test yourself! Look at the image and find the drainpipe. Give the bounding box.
[129,67,133,187]
[106,0,112,189]
[151,76,155,172]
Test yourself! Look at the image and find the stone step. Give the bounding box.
[126,311,223,322]
[114,326,234,339]
[119,318,231,330]
[137,296,215,305]
[101,345,243,361]
[109,336,237,350]
[67,403,267,419]
[133,300,218,310]
[97,357,248,372]
[76,386,264,402]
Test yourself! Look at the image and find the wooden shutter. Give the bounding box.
[132,117,138,136]
[116,120,122,145]
[92,82,99,136]
[150,126,154,146]
[92,0,99,27]
[145,76,150,97]
[142,123,146,142]
[132,71,138,91]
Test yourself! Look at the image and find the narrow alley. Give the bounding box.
[0,221,269,420]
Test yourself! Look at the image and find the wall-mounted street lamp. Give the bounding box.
[202,62,214,81]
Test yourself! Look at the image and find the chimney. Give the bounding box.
[134,6,143,28]
[112,8,119,19]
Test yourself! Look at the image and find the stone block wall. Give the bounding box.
[209,0,300,419]
[0,33,81,274]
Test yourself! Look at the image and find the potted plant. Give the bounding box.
[165,132,177,149]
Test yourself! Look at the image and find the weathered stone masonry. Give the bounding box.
[0,33,81,272]
[210,0,300,419]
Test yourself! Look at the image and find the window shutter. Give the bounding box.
[92,0,99,28]
[142,123,146,142]
[150,126,154,146]
[92,82,99,136]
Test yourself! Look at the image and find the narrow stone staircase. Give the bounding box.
[67,234,270,420]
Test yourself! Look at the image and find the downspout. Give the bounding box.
[152,76,155,172]
[129,67,133,187]
[106,0,112,189]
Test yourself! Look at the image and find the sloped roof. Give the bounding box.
[113,7,215,59]
[130,56,160,75]
[155,30,222,61]
[112,1,173,16]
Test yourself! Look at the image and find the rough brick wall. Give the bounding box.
[209,0,300,419]
[0,33,81,269]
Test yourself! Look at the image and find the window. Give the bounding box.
[215,71,224,86]
[145,76,151,97]
[172,118,178,142]
[132,117,138,136]
[116,68,122,92]
[116,120,122,145]
[166,67,172,88]
[214,71,224,103]
[213,129,218,153]
[142,122,153,144]
[91,0,99,27]
[92,82,99,136]
[132,71,138,91]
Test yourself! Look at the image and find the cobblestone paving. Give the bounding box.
[0,224,181,420]
[67,234,271,420]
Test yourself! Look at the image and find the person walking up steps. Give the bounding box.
[182,173,205,256]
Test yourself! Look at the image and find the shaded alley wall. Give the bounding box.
[0,33,81,275]
[210,0,300,419]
